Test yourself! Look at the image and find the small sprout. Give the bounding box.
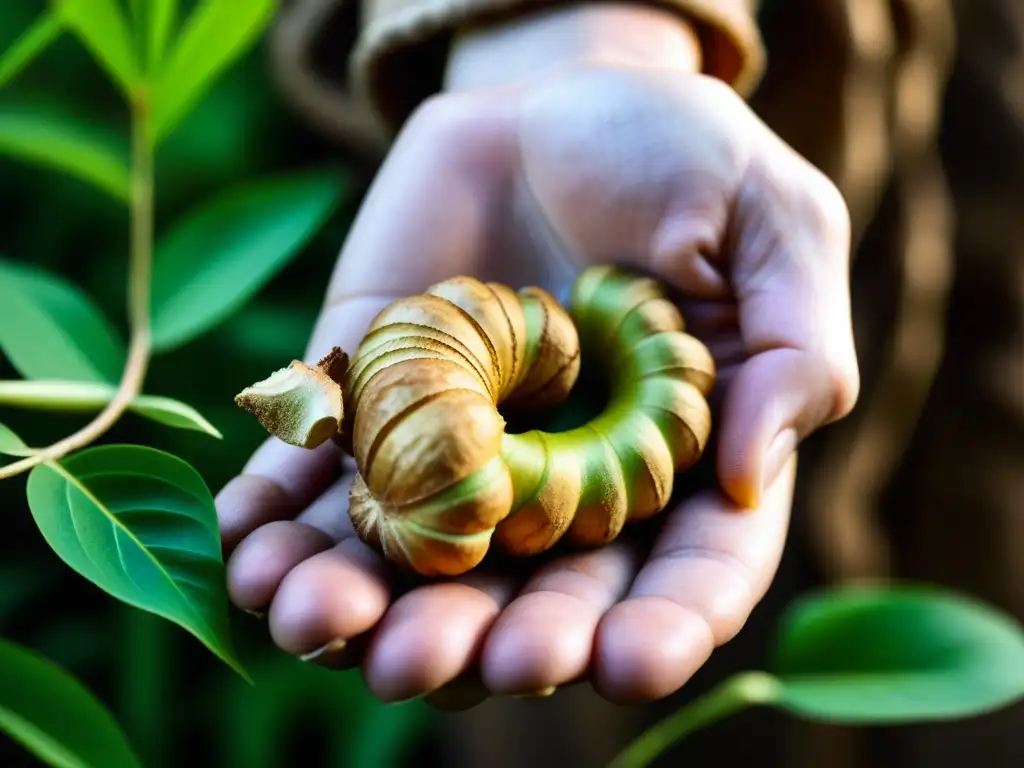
[235,347,347,449]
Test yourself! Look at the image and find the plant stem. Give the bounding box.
[607,672,782,768]
[0,91,154,480]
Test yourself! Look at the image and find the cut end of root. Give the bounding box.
[235,348,348,449]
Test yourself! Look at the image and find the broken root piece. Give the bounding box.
[235,347,348,449]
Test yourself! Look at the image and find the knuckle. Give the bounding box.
[827,353,861,421]
[403,92,503,172]
[405,92,456,136]
[406,92,477,149]
[802,167,852,247]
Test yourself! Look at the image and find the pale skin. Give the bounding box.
[215,4,859,707]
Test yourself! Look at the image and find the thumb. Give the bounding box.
[717,148,860,508]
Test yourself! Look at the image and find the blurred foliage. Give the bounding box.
[0,1,428,766]
[612,584,1024,767]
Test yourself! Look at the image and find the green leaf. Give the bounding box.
[128,0,178,73]
[52,0,139,95]
[0,258,125,383]
[0,109,131,202]
[0,421,32,457]
[771,584,1024,723]
[0,12,63,89]
[148,0,178,71]
[151,0,276,142]
[26,445,250,682]
[151,170,343,352]
[130,394,222,437]
[0,638,142,768]
[0,380,222,438]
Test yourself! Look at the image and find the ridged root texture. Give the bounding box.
[344,266,715,577]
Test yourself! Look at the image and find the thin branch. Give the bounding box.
[0,91,154,480]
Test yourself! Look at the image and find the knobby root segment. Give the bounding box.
[235,267,716,577]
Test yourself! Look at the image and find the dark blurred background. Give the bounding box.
[1,0,1022,767]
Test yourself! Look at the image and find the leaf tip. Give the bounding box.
[200,421,224,440]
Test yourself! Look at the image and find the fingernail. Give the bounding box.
[242,608,265,620]
[299,638,347,663]
[763,428,798,496]
[511,686,557,700]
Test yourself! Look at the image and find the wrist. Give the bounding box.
[443,3,703,92]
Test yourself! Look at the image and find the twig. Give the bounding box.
[0,90,154,479]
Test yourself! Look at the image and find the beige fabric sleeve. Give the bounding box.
[270,0,765,154]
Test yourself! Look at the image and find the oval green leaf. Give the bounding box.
[0,638,141,768]
[0,420,32,457]
[0,12,63,89]
[0,259,125,382]
[0,109,131,202]
[26,445,249,682]
[770,584,1024,723]
[151,0,275,142]
[150,170,343,352]
[0,380,221,438]
[52,0,139,95]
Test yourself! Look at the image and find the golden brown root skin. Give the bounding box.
[236,267,715,577]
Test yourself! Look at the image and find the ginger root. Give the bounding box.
[236,266,714,577]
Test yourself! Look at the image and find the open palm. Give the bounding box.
[216,67,857,706]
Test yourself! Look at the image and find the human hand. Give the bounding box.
[216,5,858,707]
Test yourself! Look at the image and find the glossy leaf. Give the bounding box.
[151,0,276,142]
[0,638,141,768]
[52,0,139,94]
[771,585,1024,722]
[0,258,125,382]
[150,170,343,352]
[26,445,249,681]
[0,11,63,89]
[0,380,221,438]
[0,421,31,457]
[0,110,131,201]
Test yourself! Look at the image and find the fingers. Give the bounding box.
[216,439,343,555]
[594,456,795,704]
[225,472,357,610]
[361,571,521,702]
[385,541,641,705]
[716,148,859,507]
[266,536,394,657]
[226,522,335,612]
[478,542,641,695]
